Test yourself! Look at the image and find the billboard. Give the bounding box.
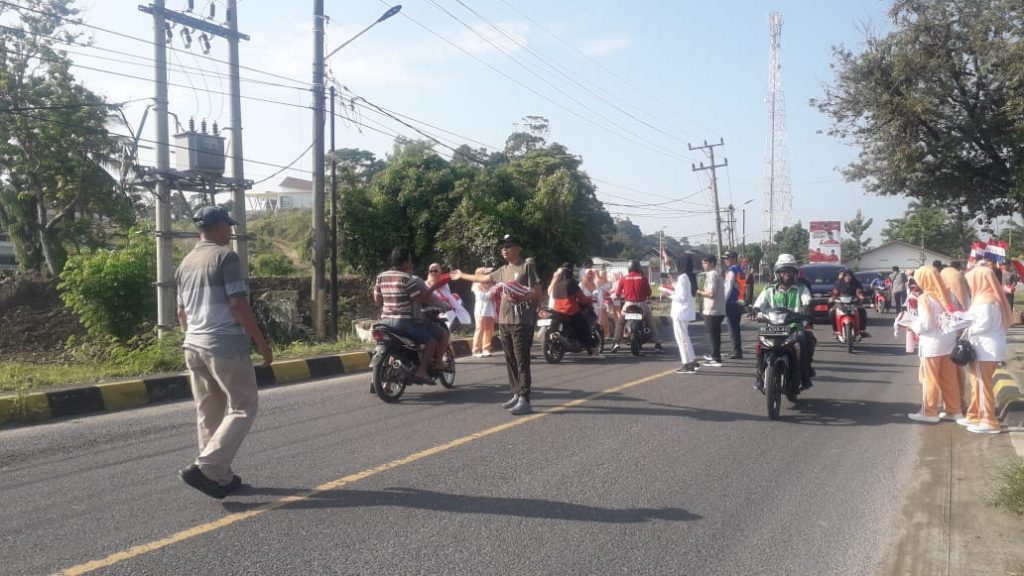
[808,221,841,263]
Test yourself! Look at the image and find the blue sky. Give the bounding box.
[66,0,908,245]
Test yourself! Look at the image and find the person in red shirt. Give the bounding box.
[610,260,662,352]
[548,263,603,359]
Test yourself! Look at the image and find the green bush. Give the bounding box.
[252,253,297,277]
[992,458,1024,516]
[59,232,156,341]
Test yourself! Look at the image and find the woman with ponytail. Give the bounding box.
[958,266,1011,434]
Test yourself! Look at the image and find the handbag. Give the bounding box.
[949,331,975,366]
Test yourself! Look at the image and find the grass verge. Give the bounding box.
[991,458,1024,516]
[0,335,373,394]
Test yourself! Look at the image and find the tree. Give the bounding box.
[765,223,810,266]
[842,209,873,260]
[881,202,976,257]
[813,0,1024,219]
[0,0,137,276]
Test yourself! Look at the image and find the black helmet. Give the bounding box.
[628,260,642,274]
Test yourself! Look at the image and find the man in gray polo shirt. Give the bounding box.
[176,206,272,499]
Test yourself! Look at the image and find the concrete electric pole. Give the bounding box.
[689,139,728,261]
[311,0,327,339]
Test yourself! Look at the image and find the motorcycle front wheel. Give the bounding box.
[438,346,456,388]
[543,333,565,363]
[844,323,855,353]
[764,362,782,420]
[372,352,406,403]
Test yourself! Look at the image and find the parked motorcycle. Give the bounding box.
[755,307,807,420]
[537,307,604,363]
[369,307,455,403]
[832,295,863,353]
[621,302,653,356]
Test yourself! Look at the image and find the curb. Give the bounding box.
[0,317,678,427]
[0,336,497,427]
[993,368,1024,421]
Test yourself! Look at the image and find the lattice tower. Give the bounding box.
[763,12,791,245]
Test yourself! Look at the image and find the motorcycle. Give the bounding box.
[873,287,889,314]
[832,295,863,353]
[369,307,456,403]
[621,302,653,356]
[537,307,604,363]
[755,307,808,420]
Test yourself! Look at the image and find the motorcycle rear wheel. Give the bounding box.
[372,352,406,403]
[629,324,641,356]
[543,333,565,363]
[438,346,456,388]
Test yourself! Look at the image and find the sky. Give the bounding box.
[55,0,909,247]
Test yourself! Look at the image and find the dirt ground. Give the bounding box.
[0,273,85,364]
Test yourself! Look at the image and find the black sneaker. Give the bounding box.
[653,343,664,352]
[179,464,227,499]
[674,364,697,374]
[860,331,871,338]
[223,475,242,493]
[727,353,744,360]
[801,380,814,390]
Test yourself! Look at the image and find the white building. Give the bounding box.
[246,176,313,212]
[848,241,956,272]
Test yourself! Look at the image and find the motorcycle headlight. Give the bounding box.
[768,311,788,325]
[759,336,776,347]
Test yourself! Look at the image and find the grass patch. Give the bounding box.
[992,458,1024,516]
[0,334,376,395]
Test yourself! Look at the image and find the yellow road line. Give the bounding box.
[57,368,676,575]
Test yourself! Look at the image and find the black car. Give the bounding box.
[800,264,844,319]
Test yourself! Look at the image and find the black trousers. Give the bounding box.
[704,314,725,362]
[565,312,596,349]
[725,302,743,355]
[499,323,534,399]
[893,290,907,311]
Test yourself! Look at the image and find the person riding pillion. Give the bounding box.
[610,260,662,353]
[750,254,815,391]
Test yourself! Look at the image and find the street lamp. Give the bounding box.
[312,4,402,340]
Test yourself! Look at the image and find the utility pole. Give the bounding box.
[311,0,327,339]
[329,85,338,340]
[226,0,246,275]
[689,139,727,260]
[151,0,174,336]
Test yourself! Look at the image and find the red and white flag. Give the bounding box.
[986,239,1009,262]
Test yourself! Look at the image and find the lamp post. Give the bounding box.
[312,4,402,339]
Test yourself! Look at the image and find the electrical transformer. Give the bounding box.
[174,129,226,177]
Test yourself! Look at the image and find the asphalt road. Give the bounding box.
[1,315,927,575]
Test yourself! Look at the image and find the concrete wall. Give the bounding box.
[852,243,953,272]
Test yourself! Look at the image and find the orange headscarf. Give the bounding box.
[915,265,952,317]
[966,266,1012,330]
[940,266,970,311]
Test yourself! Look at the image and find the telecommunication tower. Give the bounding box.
[763,12,791,245]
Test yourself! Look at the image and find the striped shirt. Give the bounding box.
[374,270,421,320]
[175,241,249,355]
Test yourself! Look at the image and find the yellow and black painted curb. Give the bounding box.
[993,368,1024,420]
[0,337,494,427]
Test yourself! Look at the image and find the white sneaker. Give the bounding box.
[703,354,715,362]
[703,360,723,368]
[939,411,963,421]
[967,424,1001,434]
[482,350,493,357]
[472,353,483,358]
[955,417,975,427]
[907,412,941,423]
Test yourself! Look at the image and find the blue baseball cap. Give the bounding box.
[193,206,238,228]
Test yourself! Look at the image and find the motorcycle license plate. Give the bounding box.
[760,324,789,335]
[624,313,643,321]
[536,318,552,327]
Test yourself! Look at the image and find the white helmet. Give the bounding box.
[773,253,800,274]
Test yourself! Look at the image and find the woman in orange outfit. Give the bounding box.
[957,266,1011,433]
[941,266,972,409]
[907,266,961,423]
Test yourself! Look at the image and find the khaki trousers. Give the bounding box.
[919,356,961,417]
[185,347,259,485]
[965,361,1000,429]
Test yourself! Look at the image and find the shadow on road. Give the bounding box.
[222,486,702,524]
[780,398,920,426]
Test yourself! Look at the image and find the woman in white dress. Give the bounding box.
[670,255,700,373]
[580,268,607,339]
[958,266,1012,433]
[470,267,496,357]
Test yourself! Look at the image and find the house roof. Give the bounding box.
[852,240,955,262]
[278,176,312,191]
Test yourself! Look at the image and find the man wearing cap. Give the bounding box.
[175,206,272,499]
[453,234,542,415]
[722,251,744,359]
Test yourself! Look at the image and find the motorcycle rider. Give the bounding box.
[548,263,603,359]
[830,268,870,337]
[610,260,662,353]
[750,254,815,391]
[373,247,448,385]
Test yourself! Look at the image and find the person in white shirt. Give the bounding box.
[907,266,962,423]
[958,266,1012,433]
[670,255,700,373]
